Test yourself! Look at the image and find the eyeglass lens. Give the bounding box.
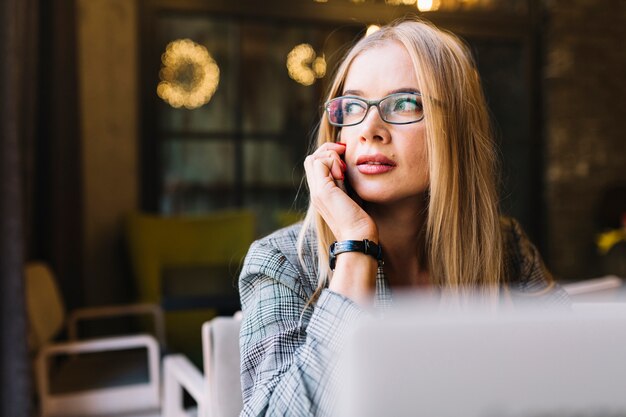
[326,93,423,126]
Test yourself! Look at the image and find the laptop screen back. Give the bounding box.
[338,304,626,417]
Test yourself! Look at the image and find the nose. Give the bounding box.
[358,105,390,143]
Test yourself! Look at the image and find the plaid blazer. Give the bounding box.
[238,218,570,417]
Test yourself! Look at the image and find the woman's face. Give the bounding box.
[339,41,429,206]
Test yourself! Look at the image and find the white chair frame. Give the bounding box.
[26,261,166,417]
[163,313,243,417]
[37,334,161,417]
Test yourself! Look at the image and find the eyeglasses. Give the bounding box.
[324,92,424,127]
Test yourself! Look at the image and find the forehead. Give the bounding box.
[343,41,419,97]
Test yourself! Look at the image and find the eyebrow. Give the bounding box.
[342,87,421,96]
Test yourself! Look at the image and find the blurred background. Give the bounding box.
[2,0,626,415]
[15,0,624,305]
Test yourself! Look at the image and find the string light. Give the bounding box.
[157,39,220,109]
[286,44,326,86]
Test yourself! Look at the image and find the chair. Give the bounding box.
[274,209,304,229]
[125,210,254,363]
[25,262,164,417]
[162,313,243,417]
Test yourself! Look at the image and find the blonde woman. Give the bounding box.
[238,18,569,417]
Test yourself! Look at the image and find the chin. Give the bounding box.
[353,188,408,205]
[351,183,429,206]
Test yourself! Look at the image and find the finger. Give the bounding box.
[314,141,346,157]
[307,148,345,175]
[304,154,331,192]
[317,151,345,180]
[306,144,345,177]
[330,155,345,180]
[313,156,343,183]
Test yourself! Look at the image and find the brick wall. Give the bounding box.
[543,0,626,280]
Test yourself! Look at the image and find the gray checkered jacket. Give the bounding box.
[238,218,569,417]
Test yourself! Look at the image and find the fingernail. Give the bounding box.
[336,142,346,147]
[341,160,347,170]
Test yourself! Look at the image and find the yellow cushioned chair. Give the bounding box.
[125,210,255,363]
[274,209,305,229]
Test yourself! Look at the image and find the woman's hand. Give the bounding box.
[304,142,378,242]
[304,141,380,304]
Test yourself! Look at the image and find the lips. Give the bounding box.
[356,154,396,175]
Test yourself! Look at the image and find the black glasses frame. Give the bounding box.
[324,92,425,127]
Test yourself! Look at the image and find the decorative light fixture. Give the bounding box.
[157,38,220,109]
[286,44,326,86]
[386,0,418,4]
[366,25,381,37]
[417,0,440,11]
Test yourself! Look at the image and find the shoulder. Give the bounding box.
[499,217,556,294]
[239,223,319,301]
[500,217,538,267]
[499,217,570,306]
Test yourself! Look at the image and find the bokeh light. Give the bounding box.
[286,43,326,86]
[157,38,220,109]
[417,0,441,11]
[366,25,381,37]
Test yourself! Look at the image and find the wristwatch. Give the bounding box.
[329,239,383,270]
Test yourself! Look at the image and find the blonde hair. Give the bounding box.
[297,18,503,304]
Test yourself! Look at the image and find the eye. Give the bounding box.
[392,95,423,114]
[343,99,367,115]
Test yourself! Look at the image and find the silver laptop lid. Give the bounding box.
[338,303,626,417]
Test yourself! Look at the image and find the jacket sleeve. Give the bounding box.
[501,217,571,307]
[238,239,365,417]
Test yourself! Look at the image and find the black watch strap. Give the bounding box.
[329,239,383,270]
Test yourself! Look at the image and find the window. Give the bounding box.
[140,0,542,240]
[145,12,358,234]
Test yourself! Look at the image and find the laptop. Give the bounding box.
[337,300,626,417]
